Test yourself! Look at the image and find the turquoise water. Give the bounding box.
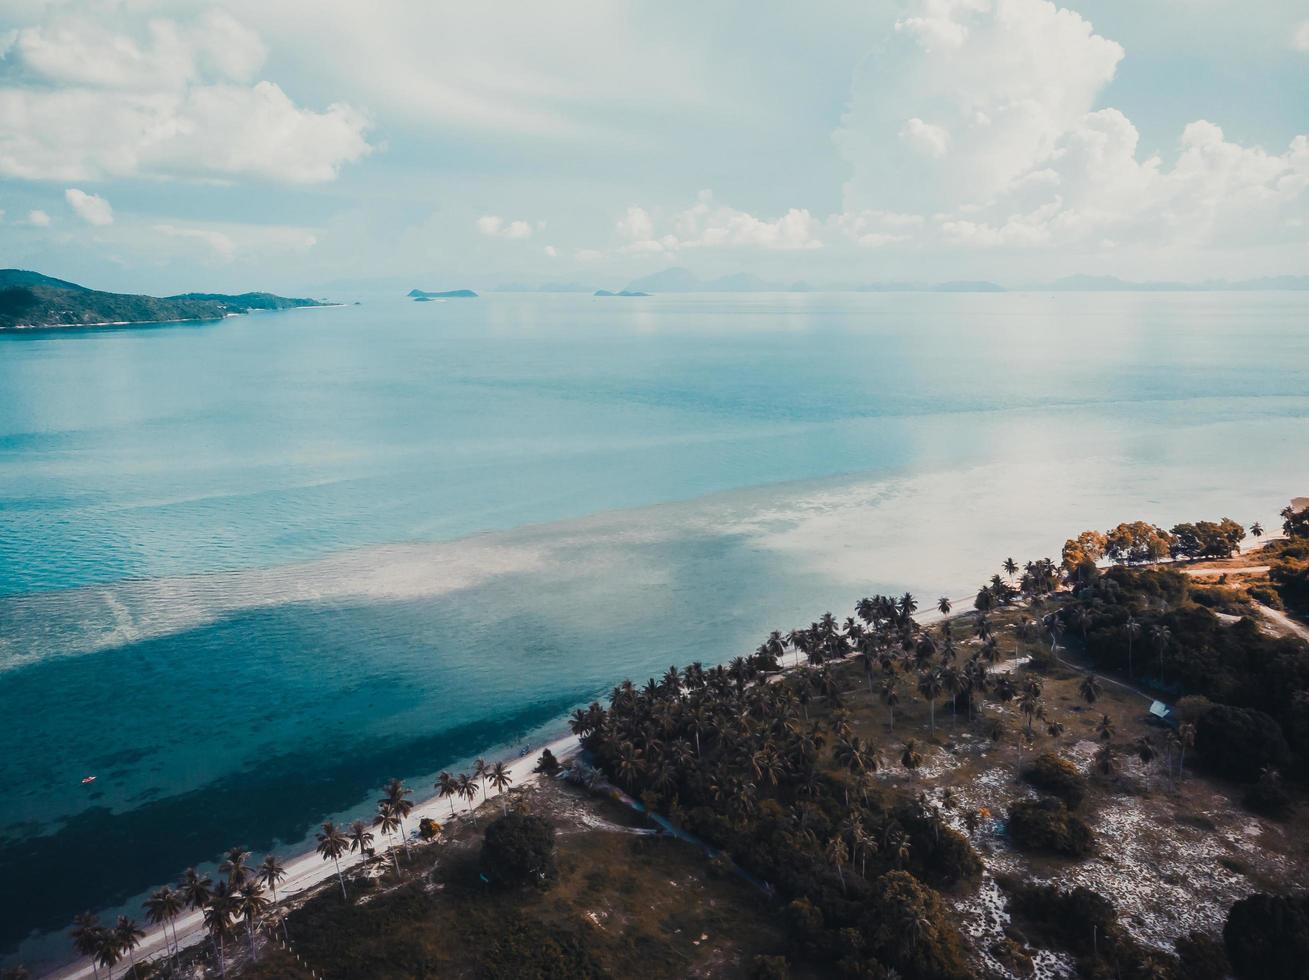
[3,291,1309,969]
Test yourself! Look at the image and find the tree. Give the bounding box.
[1281,505,1309,539]
[436,771,459,818]
[901,739,922,777]
[1123,617,1141,678]
[93,925,121,980]
[1250,521,1263,540]
[918,670,942,734]
[1079,674,1102,705]
[236,880,269,962]
[380,778,414,859]
[1004,557,1019,580]
[202,885,236,979]
[1096,713,1115,741]
[1150,624,1172,685]
[1062,530,1108,570]
[1105,521,1172,565]
[1224,892,1309,979]
[315,821,350,901]
[825,834,849,893]
[112,917,144,978]
[347,818,375,861]
[179,867,213,911]
[255,854,288,939]
[375,800,403,873]
[480,812,557,889]
[1196,705,1290,781]
[533,748,561,776]
[937,596,952,615]
[487,760,514,813]
[143,885,183,960]
[70,912,105,980]
[219,847,251,886]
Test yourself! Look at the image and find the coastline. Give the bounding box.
[0,304,345,333]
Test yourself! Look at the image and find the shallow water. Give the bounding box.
[2,291,1307,969]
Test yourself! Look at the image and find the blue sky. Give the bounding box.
[1,0,1307,293]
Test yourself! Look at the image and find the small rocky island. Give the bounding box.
[594,289,650,297]
[0,269,327,330]
[409,288,478,300]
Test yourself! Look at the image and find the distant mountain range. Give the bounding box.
[408,288,478,299]
[621,267,1006,293]
[1043,274,1309,292]
[594,289,649,297]
[0,269,326,330]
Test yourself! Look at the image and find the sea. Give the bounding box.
[2,290,1308,970]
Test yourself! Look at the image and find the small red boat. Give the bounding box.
[81,776,97,785]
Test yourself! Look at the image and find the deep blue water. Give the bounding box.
[3,291,1309,970]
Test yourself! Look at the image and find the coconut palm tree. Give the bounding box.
[179,867,213,912]
[917,670,942,734]
[1003,557,1019,580]
[112,917,144,978]
[473,759,489,802]
[1123,617,1141,678]
[219,848,251,887]
[1019,690,1043,737]
[1096,713,1115,741]
[937,596,952,616]
[143,885,184,960]
[374,800,403,872]
[900,740,922,778]
[237,880,269,962]
[347,819,375,863]
[202,887,236,979]
[1150,625,1172,685]
[379,778,414,858]
[1071,606,1092,643]
[1177,722,1196,778]
[93,926,121,980]
[486,761,513,813]
[255,854,287,905]
[436,772,459,818]
[1079,674,1102,705]
[826,834,849,893]
[70,912,105,980]
[1250,521,1263,540]
[1094,744,1115,776]
[315,821,350,901]
[880,679,900,730]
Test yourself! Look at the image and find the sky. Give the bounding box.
[0,0,1307,294]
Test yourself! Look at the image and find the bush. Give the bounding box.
[1196,705,1290,782]
[480,812,557,889]
[1243,777,1292,818]
[1174,931,1230,980]
[1022,753,1088,808]
[749,954,791,980]
[1224,892,1309,979]
[1007,798,1095,857]
[1248,585,1285,610]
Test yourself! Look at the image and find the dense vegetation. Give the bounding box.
[0,269,321,329]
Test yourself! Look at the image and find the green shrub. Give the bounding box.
[1224,892,1309,979]
[1007,797,1094,857]
[1022,753,1088,808]
[1196,705,1290,782]
[480,812,557,889]
[1248,585,1285,610]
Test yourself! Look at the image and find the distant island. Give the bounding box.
[622,267,1006,294]
[1043,274,1309,292]
[594,289,650,297]
[408,288,478,299]
[0,269,328,330]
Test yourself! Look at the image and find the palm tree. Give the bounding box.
[900,740,922,777]
[380,778,414,858]
[179,867,213,912]
[1123,617,1141,678]
[917,670,942,734]
[315,821,350,901]
[1177,722,1196,778]
[1251,521,1263,540]
[93,925,121,980]
[1079,674,1102,705]
[219,847,251,886]
[1094,744,1115,776]
[937,596,951,616]
[1019,690,1043,737]
[1096,713,1115,741]
[347,819,375,863]
[202,885,236,979]
[112,917,144,978]
[144,885,184,960]
[436,772,459,818]
[473,758,489,802]
[70,912,105,980]
[237,880,269,962]
[880,679,900,730]
[826,835,849,894]
[1071,606,1092,643]
[1003,557,1019,580]
[1150,625,1172,685]
[375,800,403,872]
[255,854,288,940]
[898,592,918,621]
[486,761,513,813]
[940,666,962,725]
[457,772,476,812]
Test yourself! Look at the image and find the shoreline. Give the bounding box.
[0,304,346,333]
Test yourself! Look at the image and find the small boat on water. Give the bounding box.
[81,775,96,785]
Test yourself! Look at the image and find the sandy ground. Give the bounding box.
[47,733,581,980]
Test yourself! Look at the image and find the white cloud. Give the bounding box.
[64,187,112,225]
[1294,20,1309,52]
[0,9,370,183]
[543,245,558,257]
[616,191,823,254]
[153,224,237,261]
[476,215,534,239]
[831,0,1309,254]
[27,209,50,226]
